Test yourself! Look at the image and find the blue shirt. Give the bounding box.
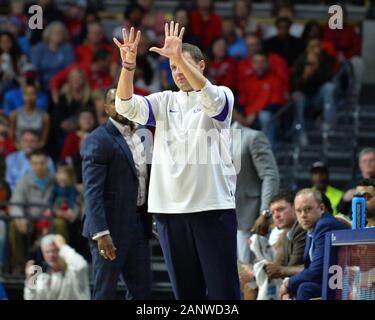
[2,87,48,116]
[31,42,75,90]
[5,150,55,192]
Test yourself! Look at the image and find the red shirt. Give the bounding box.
[238,53,289,105]
[240,70,285,115]
[75,43,118,64]
[208,57,238,90]
[322,24,361,59]
[50,63,113,91]
[0,138,17,158]
[190,10,222,50]
[60,132,81,160]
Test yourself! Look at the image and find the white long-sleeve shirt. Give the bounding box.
[24,245,90,300]
[115,80,237,214]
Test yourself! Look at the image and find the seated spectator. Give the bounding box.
[29,0,66,46]
[338,148,375,216]
[264,17,303,68]
[322,7,364,99]
[221,17,247,60]
[263,2,304,40]
[45,165,78,242]
[4,14,31,60]
[240,191,306,299]
[8,150,56,273]
[31,21,75,91]
[190,0,222,51]
[355,178,375,228]
[138,0,167,40]
[75,21,118,78]
[5,130,55,192]
[65,0,88,44]
[264,191,306,280]
[60,108,96,161]
[0,157,11,273]
[0,116,17,158]
[279,189,348,300]
[50,49,113,97]
[232,0,261,39]
[0,31,28,94]
[173,6,201,47]
[301,20,337,63]
[49,67,93,160]
[112,3,146,42]
[291,39,336,145]
[238,51,285,147]
[310,162,343,215]
[8,82,50,148]
[70,9,102,47]
[2,64,49,117]
[24,234,90,300]
[208,38,238,90]
[238,33,289,100]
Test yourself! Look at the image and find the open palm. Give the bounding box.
[149,21,185,60]
[113,27,141,64]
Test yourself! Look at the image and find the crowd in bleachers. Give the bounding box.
[0,0,373,299]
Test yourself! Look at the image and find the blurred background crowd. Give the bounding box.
[0,0,374,299]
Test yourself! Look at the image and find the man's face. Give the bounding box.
[42,243,62,270]
[295,193,325,231]
[21,132,38,154]
[105,89,131,125]
[245,35,261,57]
[359,152,375,179]
[175,10,189,27]
[170,51,205,92]
[30,155,48,178]
[356,185,375,220]
[270,200,296,229]
[87,23,104,45]
[277,21,290,38]
[311,170,329,191]
[252,54,268,77]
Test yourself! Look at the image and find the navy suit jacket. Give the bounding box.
[288,212,349,295]
[80,120,152,246]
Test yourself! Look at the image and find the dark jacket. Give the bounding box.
[292,51,335,95]
[288,212,349,295]
[80,121,152,245]
[283,220,307,267]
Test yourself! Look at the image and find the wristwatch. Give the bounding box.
[261,209,271,218]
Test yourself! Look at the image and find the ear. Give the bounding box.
[198,59,205,73]
[103,104,110,115]
[319,203,325,214]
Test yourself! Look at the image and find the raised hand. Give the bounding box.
[149,21,185,61]
[113,27,141,65]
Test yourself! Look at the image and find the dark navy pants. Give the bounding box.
[90,212,151,300]
[296,282,322,300]
[154,209,241,300]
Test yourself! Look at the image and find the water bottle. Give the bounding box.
[352,193,366,229]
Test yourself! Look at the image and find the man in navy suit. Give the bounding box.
[81,88,152,300]
[280,188,348,300]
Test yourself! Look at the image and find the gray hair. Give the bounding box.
[42,21,68,44]
[295,188,323,205]
[40,234,56,249]
[359,147,375,160]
